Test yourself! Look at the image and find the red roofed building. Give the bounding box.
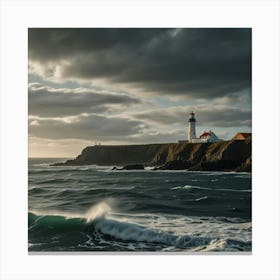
[232,132,252,140]
[198,130,222,143]
[190,130,222,143]
[181,111,223,143]
[199,131,211,139]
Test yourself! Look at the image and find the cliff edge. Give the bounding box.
[54,138,251,172]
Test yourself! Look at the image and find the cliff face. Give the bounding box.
[150,138,251,172]
[63,144,171,166]
[57,138,251,172]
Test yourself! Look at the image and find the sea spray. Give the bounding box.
[85,202,112,222]
[28,159,252,252]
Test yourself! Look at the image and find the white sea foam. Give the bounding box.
[144,166,154,171]
[188,171,237,176]
[170,185,195,190]
[29,201,252,251]
[170,184,251,193]
[92,213,251,251]
[79,203,251,250]
[195,196,208,201]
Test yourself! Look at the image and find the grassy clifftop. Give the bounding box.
[56,138,251,172]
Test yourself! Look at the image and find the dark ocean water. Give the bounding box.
[28,158,252,252]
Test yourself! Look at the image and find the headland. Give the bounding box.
[53,137,251,172]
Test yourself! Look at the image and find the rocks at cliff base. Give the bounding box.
[112,164,145,171]
[51,139,252,173]
[152,160,193,170]
[235,156,252,172]
[188,160,244,172]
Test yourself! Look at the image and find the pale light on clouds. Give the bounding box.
[28,28,252,157]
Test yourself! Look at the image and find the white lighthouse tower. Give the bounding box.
[188,111,196,142]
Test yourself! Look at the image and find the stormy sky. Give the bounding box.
[28,28,252,157]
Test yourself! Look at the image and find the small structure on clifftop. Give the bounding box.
[196,130,221,143]
[232,132,252,140]
[185,112,222,143]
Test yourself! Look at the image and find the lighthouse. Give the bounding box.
[188,111,196,142]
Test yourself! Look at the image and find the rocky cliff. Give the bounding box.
[54,138,251,172]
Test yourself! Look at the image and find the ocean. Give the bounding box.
[28,158,252,252]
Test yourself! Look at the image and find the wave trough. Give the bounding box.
[28,202,251,252]
[28,159,252,252]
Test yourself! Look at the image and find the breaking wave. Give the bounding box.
[28,202,251,252]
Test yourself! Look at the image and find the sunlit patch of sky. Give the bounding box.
[28,28,252,157]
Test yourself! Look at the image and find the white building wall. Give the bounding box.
[191,138,208,143]
[188,122,196,142]
[191,135,222,143]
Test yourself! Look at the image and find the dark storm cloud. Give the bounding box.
[29,114,146,140]
[131,105,252,127]
[29,83,142,117]
[29,28,251,98]
[28,28,167,61]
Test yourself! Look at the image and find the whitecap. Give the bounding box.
[195,196,208,202]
